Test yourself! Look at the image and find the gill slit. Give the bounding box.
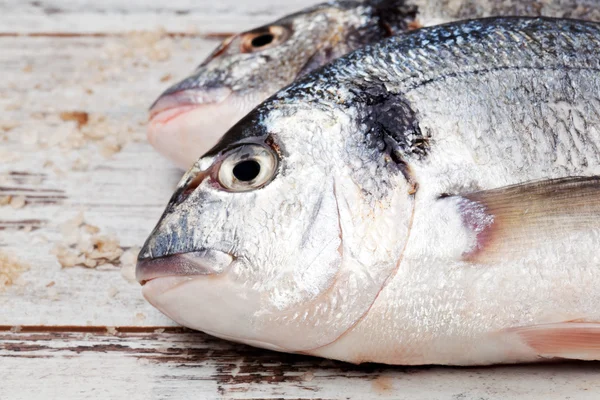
[276,178,345,317]
[306,181,418,353]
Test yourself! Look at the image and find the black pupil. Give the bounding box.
[233,160,261,182]
[251,34,274,48]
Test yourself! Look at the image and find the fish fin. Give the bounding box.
[452,176,600,263]
[512,323,600,360]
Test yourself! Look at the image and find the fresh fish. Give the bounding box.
[149,0,600,169]
[138,17,600,365]
[149,0,417,168]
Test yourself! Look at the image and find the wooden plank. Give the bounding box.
[0,34,216,326]
[3,0,600,35]
[0,0,322,34]
[2,330,600,399]
[1,3,600,398]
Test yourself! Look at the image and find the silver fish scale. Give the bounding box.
[284,18,600,101]
[158,0,415,100]
[253,18,600,191]
[138,17,600,363]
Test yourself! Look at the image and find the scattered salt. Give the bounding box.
[53,213,125,269]
[0,251,29,290]
[135,313,146,323]
[302,371,315,382]
[10,195,26,209]
[106,326,118,335]
[120,247,140,283]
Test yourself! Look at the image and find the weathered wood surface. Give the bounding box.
[3,329,600,400]
[2,1,600,399]
[0,0,322,34]
[0,33,201,327]
[4,0,599,35]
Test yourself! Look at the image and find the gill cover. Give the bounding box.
[139,98,417,351]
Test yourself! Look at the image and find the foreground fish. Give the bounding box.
[138,17,600,365]
[149,0,600,168]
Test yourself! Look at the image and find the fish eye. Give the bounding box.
[217,144,278,192]
[233,160,261,181]
[251,34,273,48]
[241,25,290,53]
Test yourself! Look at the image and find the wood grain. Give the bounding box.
[2,330,600,400]
[0,0,322,34]
[3,1,600,398]
[0,34,204,326]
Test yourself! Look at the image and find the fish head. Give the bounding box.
[148,0,417,169]
[138,85,416,352]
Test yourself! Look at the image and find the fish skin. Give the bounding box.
[159,1,413,98]
[138,17,600,365]
[149,0,600,169]
[148,0,417,168]
[416,0,600,25]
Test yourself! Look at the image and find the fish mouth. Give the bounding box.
[136,249,234,286]
[149,87,233,123]
[146,86,254,169]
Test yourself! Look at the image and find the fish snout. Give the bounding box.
[148,86,233,122]
[147,84,249,169]
[136,249,234,285]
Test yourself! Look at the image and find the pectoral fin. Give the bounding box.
[511,323,600,360]
[450,176,600,263]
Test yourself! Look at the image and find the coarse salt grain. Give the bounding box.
[53,213,125,269]
[10,195,26,209]
[0,251,29,290]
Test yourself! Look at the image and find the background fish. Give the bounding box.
[149,0,600,168]
[138,17,600,365]
[149,0,417,168]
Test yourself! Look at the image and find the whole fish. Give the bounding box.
[149,0,600,168]
[138,17,600,365]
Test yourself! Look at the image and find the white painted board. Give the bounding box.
[2,330,600,400]
[2,2,600,398]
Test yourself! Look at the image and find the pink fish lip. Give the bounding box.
[136,249,234,286]
[148,87,233,124]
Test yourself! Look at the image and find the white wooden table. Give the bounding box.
[1,1,599,398]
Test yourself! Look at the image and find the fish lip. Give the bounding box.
[148,87,233,122]
[136,249,234,285]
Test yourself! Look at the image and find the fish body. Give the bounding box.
[138,17,600,365]
[149,0,600,168]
